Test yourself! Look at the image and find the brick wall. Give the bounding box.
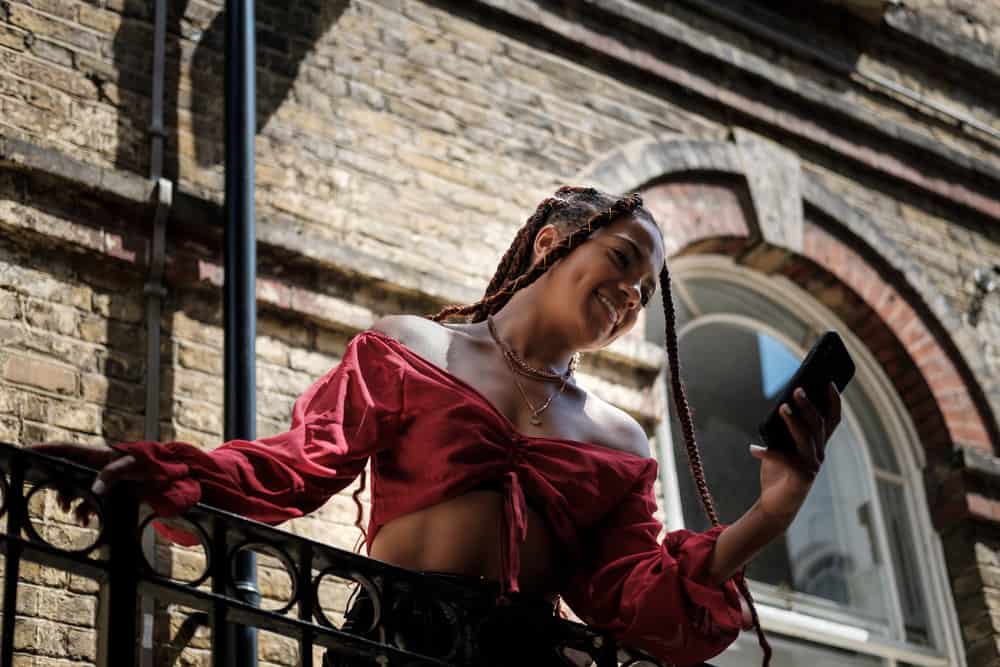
[0,175,377,665]
[908,0,1000,50]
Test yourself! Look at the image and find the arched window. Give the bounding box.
[647,255,954,666]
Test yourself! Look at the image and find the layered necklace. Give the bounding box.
[486,315,573,425]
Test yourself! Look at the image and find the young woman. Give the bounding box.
[34,186,840,666]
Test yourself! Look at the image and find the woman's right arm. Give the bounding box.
[30,331,407,527]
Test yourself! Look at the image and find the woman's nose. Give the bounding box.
[618,280,641,309]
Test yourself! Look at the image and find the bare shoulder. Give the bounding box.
[582,389,652,459]
[369,314,458,366]
[370,314,429,343]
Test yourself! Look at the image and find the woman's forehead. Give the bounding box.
[596,213,665,266]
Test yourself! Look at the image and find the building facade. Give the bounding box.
[0,0,998,665]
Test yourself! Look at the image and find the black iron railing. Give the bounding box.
[0,443,663,666]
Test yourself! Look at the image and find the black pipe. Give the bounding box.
[221,1,259,666]
[141,3,170,666]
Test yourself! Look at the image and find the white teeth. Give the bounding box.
[596,293,618,326]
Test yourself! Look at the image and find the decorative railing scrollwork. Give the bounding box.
[0,443,664,666]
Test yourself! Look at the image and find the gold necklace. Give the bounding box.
[486,315,569,425]
[510,364,568,426]
[486,315,572,383]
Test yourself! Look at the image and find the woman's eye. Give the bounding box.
[610,249,628,266]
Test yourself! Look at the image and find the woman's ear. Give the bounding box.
[532,224,561,266]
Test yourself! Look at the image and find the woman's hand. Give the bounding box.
[28,442,143,523]
[750,382,842,523]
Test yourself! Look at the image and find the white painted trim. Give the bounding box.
[756,604,950,666]
[654,368,686,532]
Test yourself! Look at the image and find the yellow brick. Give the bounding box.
[78,5,122,34]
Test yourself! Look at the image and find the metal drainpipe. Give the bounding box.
[221,2,260,666]
[141,1,171,666]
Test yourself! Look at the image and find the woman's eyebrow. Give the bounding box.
[613,233,643,259]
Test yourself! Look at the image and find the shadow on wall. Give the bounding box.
[0,166,178,661]
[112,0,350,179]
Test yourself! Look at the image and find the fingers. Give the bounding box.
[794,385,841,461]
[792,388,826,448]
[70,455,138,525]
[74,494,99,527]
[92,454,141,497]
[748,443,796,468]
[827,382,842,426]
[50,453,141,526]
[28,443,127,525]
[46,483,99,526]
[780,400,820,474]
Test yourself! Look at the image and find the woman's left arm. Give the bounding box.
[706,381,842,585]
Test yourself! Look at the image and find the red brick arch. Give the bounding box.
[579,135,998,525]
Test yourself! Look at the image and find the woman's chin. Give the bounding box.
[581,316,618,348]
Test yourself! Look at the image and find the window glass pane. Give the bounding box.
[848,385,899,473]
[670,322,894,625]
[647,278,693,341]
[681,276,900,473]
[711,632,885,667]
[877,480,931,645]
[684,277,810,344]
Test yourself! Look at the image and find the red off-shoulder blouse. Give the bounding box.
[114,330,744,665]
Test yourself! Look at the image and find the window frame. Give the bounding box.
[649,254,965,667]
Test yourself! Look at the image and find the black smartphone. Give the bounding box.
[757,330,855,455]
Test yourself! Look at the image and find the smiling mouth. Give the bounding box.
[595,292,619,329]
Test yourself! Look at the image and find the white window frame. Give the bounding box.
[649,254,965,667]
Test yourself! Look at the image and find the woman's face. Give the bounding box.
[534,212,665,350]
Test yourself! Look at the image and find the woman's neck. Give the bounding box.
[488,294,575,377]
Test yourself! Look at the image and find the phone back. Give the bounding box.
[757,331,855,454]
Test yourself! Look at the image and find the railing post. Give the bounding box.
[211,516,232,667]
[0,461,25,667]
[298,543,315,667]
[97,487,141,667]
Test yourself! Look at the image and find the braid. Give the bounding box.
[659,264,772,666]
[482,197,560,301]
[660,265,719,526]
[431,190,642,323]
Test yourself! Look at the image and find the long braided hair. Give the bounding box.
[426,184,772,665]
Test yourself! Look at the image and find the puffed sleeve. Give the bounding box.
[562,462,744,666]
[111,331,405,529]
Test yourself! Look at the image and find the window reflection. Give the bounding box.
[649,270,939,657]
[669,322,892,625]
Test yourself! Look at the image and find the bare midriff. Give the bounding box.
[369,489,563,601]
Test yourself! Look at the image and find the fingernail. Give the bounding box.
[780,404,791,415]
[90,479,106,496]
[749,444,767,453]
